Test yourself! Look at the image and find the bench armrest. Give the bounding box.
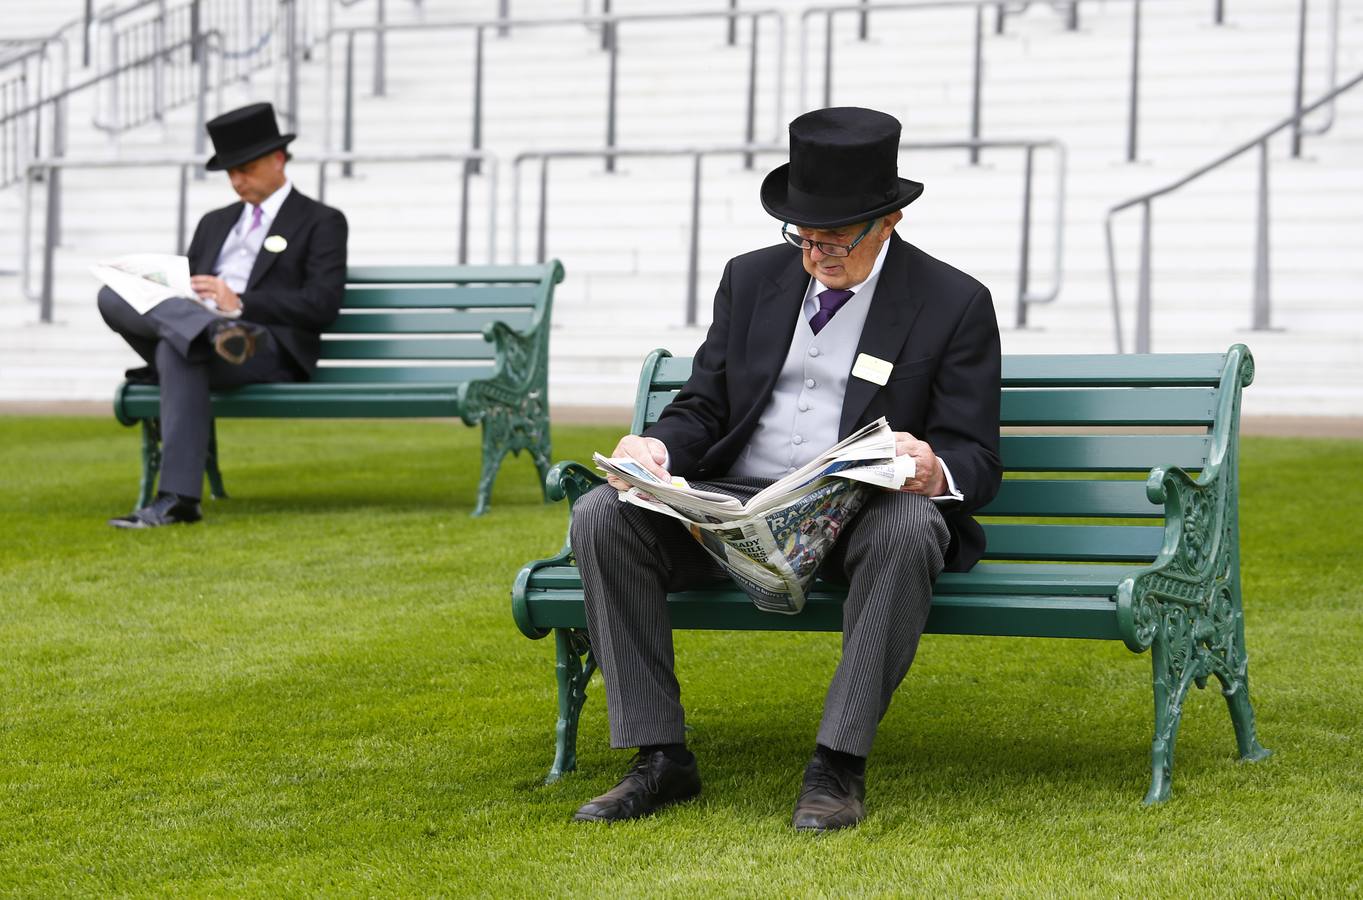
[1115,344,1253,653]
[546,460,605,505]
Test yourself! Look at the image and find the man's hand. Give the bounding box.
[606,434,670,493]
[894,431,947,496]
[190,275,242,313]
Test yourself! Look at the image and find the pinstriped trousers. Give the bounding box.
[572,477,950,758]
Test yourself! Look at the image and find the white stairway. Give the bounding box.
[1,0,1360,416]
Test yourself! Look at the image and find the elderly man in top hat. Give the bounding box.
[98,102,348,528]
[569,107,1002,831]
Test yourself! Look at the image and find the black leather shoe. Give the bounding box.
[573,749,701,822]
[108,493,203,529]
[208,319,260,365]
[123,365,158,385]
[792,752,866,832]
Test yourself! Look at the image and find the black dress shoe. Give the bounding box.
[123,365,158,385]
[792,752,866,832]
[108,493,203,529]
[208,319,261,365]
[573,749,701,822]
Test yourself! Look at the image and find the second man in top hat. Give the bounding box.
[99,101,349,528]
[569,106,1003,832]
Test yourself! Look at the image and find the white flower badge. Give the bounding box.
[263,234,288,253]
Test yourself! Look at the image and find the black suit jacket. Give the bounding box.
[644,233,1003,571]
[185,188,348,376]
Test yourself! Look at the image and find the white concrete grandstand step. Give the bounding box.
[3,0,1362,414]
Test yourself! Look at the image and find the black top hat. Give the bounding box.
[204,102,296,171]
[760,107,923,229]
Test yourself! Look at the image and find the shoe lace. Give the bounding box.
[622,751,661,794]
[802,760,848,797]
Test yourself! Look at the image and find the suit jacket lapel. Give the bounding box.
[741,250,809,417]
[245,190,307,290]
[196,203,242,274]
[839,234,926,436]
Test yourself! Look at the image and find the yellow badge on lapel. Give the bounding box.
[851,353,893,386]
[263,234,288,253]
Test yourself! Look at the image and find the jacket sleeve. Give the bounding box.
[925,284,1003,516]
[641,257,736,475]
[240,206,349,331]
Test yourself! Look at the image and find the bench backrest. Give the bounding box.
[313,263,563,384]
[630,347,1250,566]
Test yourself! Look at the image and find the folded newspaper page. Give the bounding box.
[593,417,914,615]
[90,253,234,317]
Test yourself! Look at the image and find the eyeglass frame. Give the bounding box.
[780,219,877,258]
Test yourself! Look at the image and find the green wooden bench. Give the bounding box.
[114,262,564,517]
[512,343,1270,804]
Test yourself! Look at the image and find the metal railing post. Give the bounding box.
[52,96,66,245]
[823,11,834,108]
[1016,142,1034,328]
[285,0,300,130]
[84,0,95,67]
[153,0,165,122]
[342,31,355,177]
[374,0,387,97]
[177,163,189,251]
[470,25,484,174]
[743,15,758,170]
[1127,0,1142,162]
[994,3,1006,36]
[536,158,548,264]
[605,16,618,173]
[190,0,201,63]
[1067,2,1079,30]
[498,0,510,38]
[728,0,738,46]
[601,0,612,51]
[459,156,472,264]
[686,152,702,326]
[1214,0,1225,25]
[859,0,869,40]
[40,164,58,324]
[1291,0,1307,157]
[1135,199,1152,353]
[970,6,983,165]
[194,31,208,170]
[1251,140,1272,330]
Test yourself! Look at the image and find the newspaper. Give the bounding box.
[90,253,234,317]
[593,417,914,615]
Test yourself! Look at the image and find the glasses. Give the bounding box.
[780,219,875,258]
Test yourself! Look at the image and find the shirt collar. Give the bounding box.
[256,179,293,222]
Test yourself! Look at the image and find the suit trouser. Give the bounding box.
[98,288,296,499]
[572,478,951,758]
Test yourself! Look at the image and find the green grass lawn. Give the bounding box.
[2,417,1361,896]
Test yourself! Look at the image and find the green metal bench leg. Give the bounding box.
[135,418,162,511]
[1144,620,1198,805]
[473,423,508,518]
[1212,593,1271,765]
[532,430,553,504]
[546,627,596,785]
[205,419,228,500]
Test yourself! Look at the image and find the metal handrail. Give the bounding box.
[22,149,499,324]
[1104,68,1363,354]
[322,8,785,176]
[802,0,1344,165]
[511,137,1065,328]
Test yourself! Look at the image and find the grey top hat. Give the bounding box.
[760,107,923,229]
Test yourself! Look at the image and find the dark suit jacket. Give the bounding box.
[185,188,348,376]
[644,233,1003,572]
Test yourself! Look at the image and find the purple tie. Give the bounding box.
[246,205,263,235]
[809,288,855,335]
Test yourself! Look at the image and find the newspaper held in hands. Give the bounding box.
[90,253,235,317]
[593,417,914,615]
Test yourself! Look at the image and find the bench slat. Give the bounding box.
[982,479,1160,518]
[1001,434,1208,471]
[329,310,534,334]
[310,364,497,383]
[343,285,542,309]
[647,352,1227,391]
[522,587,1122,639]
[642,388,1219,428]
[982,523,1163,562]
[346,265,554,284]
[320,338,498,361]
[118,384,463,419]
